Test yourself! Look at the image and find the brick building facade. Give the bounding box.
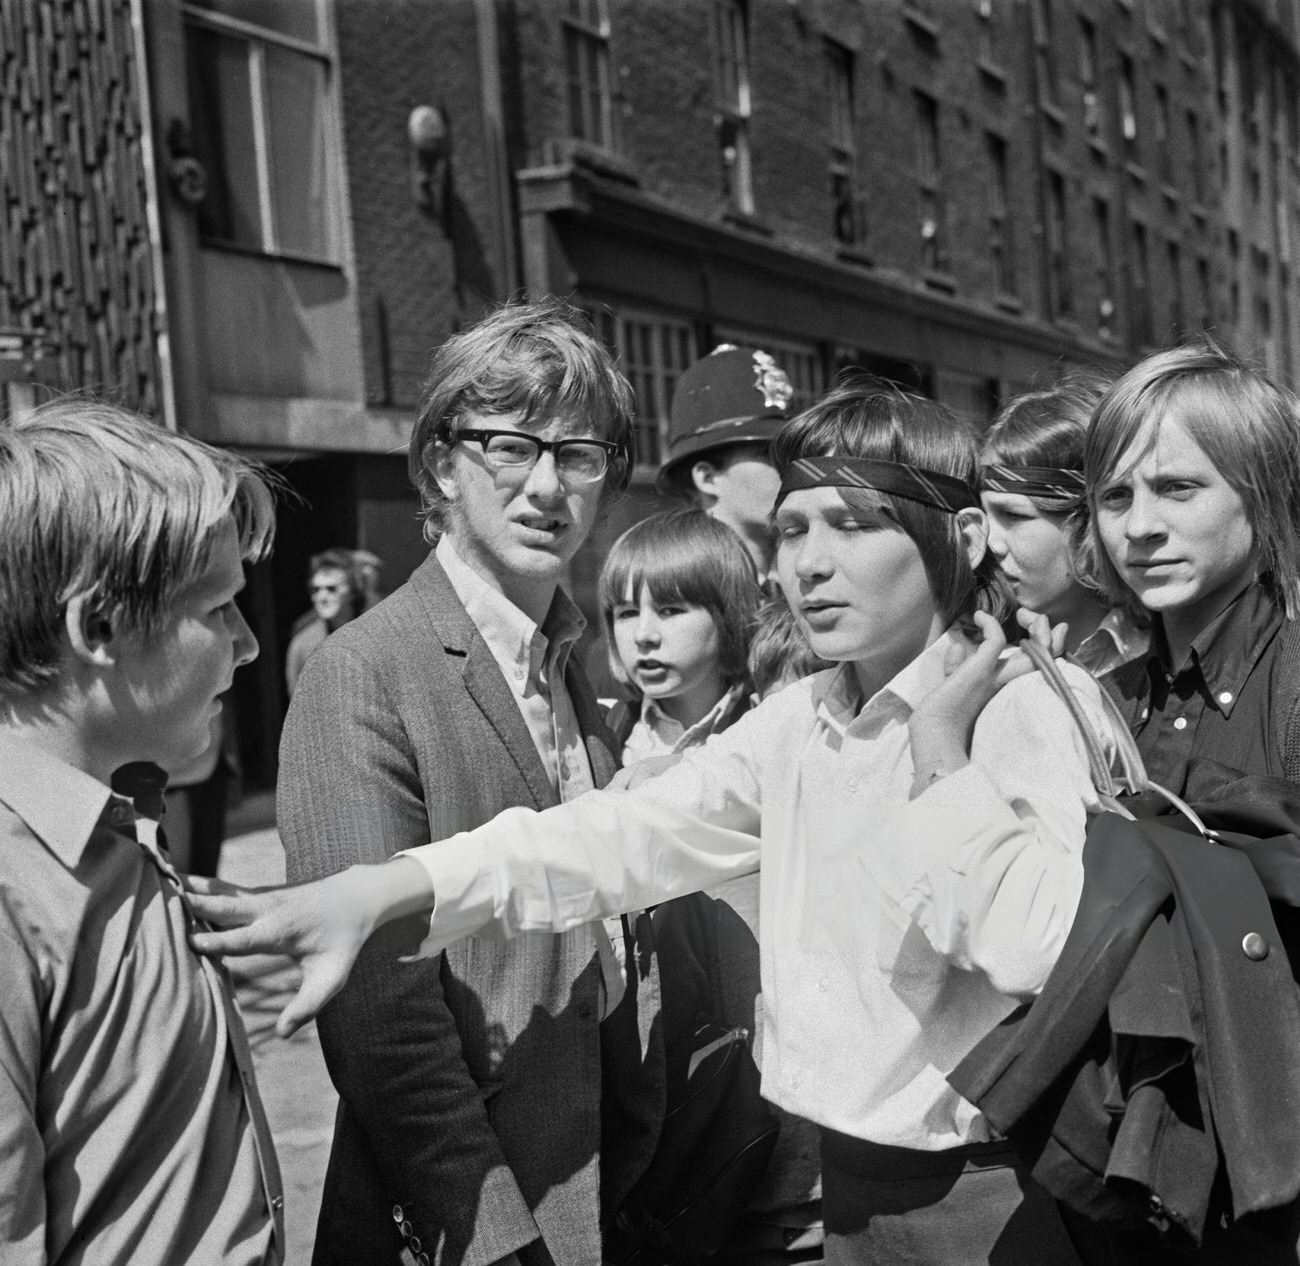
[3,0,1299,776]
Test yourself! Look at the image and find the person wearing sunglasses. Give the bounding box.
[271,298,662,1266]
[284,548,365,698]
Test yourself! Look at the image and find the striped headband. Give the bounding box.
[777,455,979,514]
[979,464,1086,510]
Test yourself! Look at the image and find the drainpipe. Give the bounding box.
[129,0,178,429]
[475,0,521,297]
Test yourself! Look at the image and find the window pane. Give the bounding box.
[264,44,332,257]
[190,0,321,45]
[187,25,264,248]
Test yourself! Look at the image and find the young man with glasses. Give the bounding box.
[277,299,663,1266]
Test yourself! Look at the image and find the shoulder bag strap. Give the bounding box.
[1019,640,1210,838]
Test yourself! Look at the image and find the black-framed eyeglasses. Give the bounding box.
[445,427,618,484]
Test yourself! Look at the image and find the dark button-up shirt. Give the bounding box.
[0,733,282,1265]
[1106,584,1293,796]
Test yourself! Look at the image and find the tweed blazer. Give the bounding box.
[279,553,663,1266]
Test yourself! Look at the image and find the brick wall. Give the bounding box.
[335,0,497,412]
[498,0,1300,369]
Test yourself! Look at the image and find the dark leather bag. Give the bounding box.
[606,892,780,1265]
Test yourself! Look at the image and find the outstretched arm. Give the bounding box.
[190,701,770,1032]
[186,857,432,1037]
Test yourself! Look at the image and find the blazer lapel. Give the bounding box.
[568,661,619,788]
[407,553,557,811]
[462,642,558,810]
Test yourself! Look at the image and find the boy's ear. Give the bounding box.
[955,507,990,570]
[64,594,118,668]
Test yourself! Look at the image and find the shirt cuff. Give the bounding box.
[394,836,499,958]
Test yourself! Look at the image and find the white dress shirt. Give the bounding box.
[400,630,1115,1151]
[434,535,624,1014]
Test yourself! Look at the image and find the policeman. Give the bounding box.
[657,345,795,582]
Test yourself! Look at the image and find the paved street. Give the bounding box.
[219,795,336,1265]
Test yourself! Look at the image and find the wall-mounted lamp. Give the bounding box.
[166,120,208,207]
[408,105,452,224]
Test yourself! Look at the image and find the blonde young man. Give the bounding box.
[0,401,282,1264]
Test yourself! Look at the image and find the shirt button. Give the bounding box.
[818,975,830,992]
[1173,717,1188,731]
[271,1195,284,1211]
[1218,690,1233,705]
[1140,708,1149,721]
[847,777,860,793]
[1242,932,1270,961]
[515,666,526,681]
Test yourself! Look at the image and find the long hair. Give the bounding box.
[598,509,760,691]
[1083,339,1300,619]
[771,380,1009,627]
[982,369,1114,594]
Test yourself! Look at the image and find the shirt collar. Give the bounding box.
[437,535,587,681]
[1074,607,1149,675]
[1148,582,1282,718]
[0,730,126,866]
[810,630,958,735]
[639,682,748,749]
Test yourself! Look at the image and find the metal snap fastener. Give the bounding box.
[1242,932,1269,961]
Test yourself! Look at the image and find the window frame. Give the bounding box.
[1117,51,1139,162]
[1079,16,1104,139]
[562,0,615,150]
[986,132,1015,297]
[713,0,755,215]
[826,39,858,246]
[591,304,698,473]
[1046,168,1072,320]
[1092,196,1116,340]
[913,89,949,275]
[182,0,342,265]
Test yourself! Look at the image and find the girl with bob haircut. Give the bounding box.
[599,508,760,760]
[980,371,1147,674]
[1085,339,1300,794]
[192,382,1119,1264]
